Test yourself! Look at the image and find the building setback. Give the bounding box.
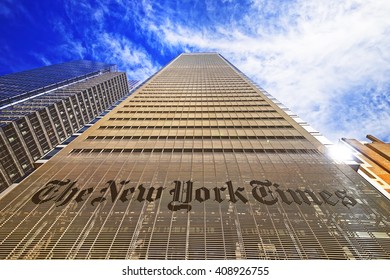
[0,61,130,191]
[342,135,390,194]
[0,53,389,259]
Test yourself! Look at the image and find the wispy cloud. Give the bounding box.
[136,0,390,142]
[56,0,161,81]
[31,53,52,66]
[0,1,12,17]
[0,0,34,21]
[96,33,160,81]
[51,19,87,59]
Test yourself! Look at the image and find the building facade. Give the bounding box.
[0,61,130,192]
[0,53,389,259]
[0,60,116,107]
[341,135,390,194]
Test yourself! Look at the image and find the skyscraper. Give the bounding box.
[0,60,130,192]
[0,53,389,259]
[0,60,116,107]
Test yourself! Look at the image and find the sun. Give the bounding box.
[327,143,354,162]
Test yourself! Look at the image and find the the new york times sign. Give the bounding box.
[31,179,357,211]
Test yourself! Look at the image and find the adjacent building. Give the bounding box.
[341,135,390,194]
[0,60,130,192]
[0,60,116,107]
[0,53,389,259]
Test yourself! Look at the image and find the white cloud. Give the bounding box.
[59,0,161,82]
[51,20,87,59]
[142,0,390,142]
[0,0,34,22]
[97,33,160,81]
[0,3,11,17]
[31,53,52,66]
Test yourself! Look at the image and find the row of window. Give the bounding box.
[134,94,262,98]
[108,117,285,121]
[70,148,319,154]
[141,88,255,91]
[98,125,294,129]
[115,109,277,113]
[86,135,306,140]
[127,99,268,103]
[122,104,272,108]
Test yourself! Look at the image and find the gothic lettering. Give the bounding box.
[195,187,210,203]
[119,187,135,202]
[273,183,292,205]
[335,189,357,208]
[136,184,146,202]
[168,180,193,212]
[286,189,303,205]
[213,186,225,203]
[319,190,339,206]
[146,186,164,202]
[31,179,72,204]
[54,180,79,207]
[91,180,120,206]
[31,178,358,210]
[226,181,248,204]
[295,190,323,205]
[74,188,93,203]
[250,180,278,205]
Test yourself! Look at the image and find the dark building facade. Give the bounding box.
[0,53,389,259]
[0,61,130,192]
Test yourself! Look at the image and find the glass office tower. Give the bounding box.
[0,60,116,106]
[0,61,130,191]
[0,53,389,259]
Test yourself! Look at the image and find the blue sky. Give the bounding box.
[1,0,389,143]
